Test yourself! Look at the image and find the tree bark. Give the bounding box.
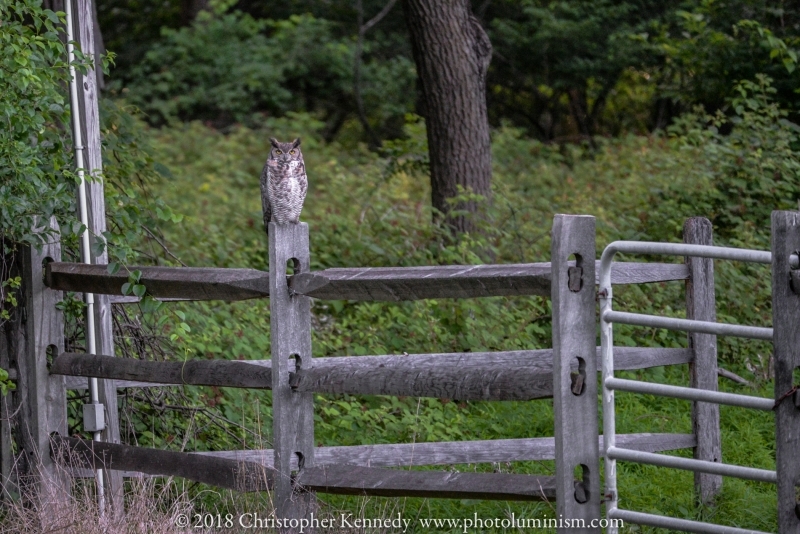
[402,0,493,234]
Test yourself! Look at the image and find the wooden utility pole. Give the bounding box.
[74,0,125,515]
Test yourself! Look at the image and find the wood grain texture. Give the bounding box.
[296,464,555,501]
[65,377,176,389]
[269,223,315,522]
[75,0,124,510]
[60,346,692,396]
[200,433,696,469]
[289,261,688,301]
[15,221,70,505]
[47,260,687,303]
[684,217,722,506]
[52,353,273,388]
[0,304,16,501]
[52,436,273,492]
[46,263,269,301]
[771,211,800,534]
[551,215,600,532]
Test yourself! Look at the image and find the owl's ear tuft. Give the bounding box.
[291,138,301,148]
[269,138,280,148]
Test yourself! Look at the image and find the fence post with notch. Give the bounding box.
[15,219,69,508]
[684,216,722,506]
[771,210,800,534]
[269,222,315,525]
[551,214,600,532]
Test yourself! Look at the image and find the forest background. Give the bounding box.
[2,0,800,531]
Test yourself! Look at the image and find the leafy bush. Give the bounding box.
[0,0,79,246]
[649,74,800,244]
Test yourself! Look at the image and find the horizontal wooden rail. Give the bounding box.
[290,347,692,401]
[73,432,693,481]
[61,435,554,500]
[296,465,555,501]
[53,353,272,389]
[290,261,688,301]
[198,432,695,470]
[58,346,692,399]
[52,436,273,492]
[46,261,688,302]
[45,263,270,301]
[56,346,691,400]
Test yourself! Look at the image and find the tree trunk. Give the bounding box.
[402,0,493,234]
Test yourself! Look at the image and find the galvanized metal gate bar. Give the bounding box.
[600,240,775,534]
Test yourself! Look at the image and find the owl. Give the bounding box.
[260,137,308,235]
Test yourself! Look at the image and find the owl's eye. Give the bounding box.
[275,150,283,155]
[290,150,296,155]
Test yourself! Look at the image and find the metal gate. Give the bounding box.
[600,241,777,534]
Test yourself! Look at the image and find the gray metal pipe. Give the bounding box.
[603,310,773,340]
[608,447,777,483]
[606,377,775,411]
[609,508,772,534]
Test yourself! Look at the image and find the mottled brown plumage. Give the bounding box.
[260,137,308,235]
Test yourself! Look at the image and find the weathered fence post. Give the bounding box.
[15,221,69,507]
[551,214,600,532]
[74,0,125,515]
[771,210,800,534]
[1,291,17,501]
[684,217,722,506]
[269,222,315,525]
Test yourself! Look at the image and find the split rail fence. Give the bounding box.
[4,210,799,532]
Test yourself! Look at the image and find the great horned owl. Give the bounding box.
[260,137,308,235]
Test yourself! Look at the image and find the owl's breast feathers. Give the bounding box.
[264,159,308,225]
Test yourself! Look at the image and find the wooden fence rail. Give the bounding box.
[53,436,273,492]
[197,432,696,470]
[52,346,692,400]
[46,260,688,302]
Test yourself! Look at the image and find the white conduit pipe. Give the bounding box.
[64,0,106,515]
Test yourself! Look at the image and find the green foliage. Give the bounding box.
[656,0,800,117]
[118,11,416,137]
[99,98,184,265]
[488,0,668,138]
[0,0,80,246]
[649,74,800,243]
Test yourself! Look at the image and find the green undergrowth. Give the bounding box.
[111,78,800,532]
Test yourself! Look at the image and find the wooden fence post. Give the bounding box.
[15,220,69,508]
[269,223,315,524]
[74,0,125,515]
[684,217,722,506]
[0,270,21,502]
[1,294,18,502]
[771,210,800,534]
[551,214,600,532]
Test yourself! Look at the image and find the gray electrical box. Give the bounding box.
[83,403,105,432]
